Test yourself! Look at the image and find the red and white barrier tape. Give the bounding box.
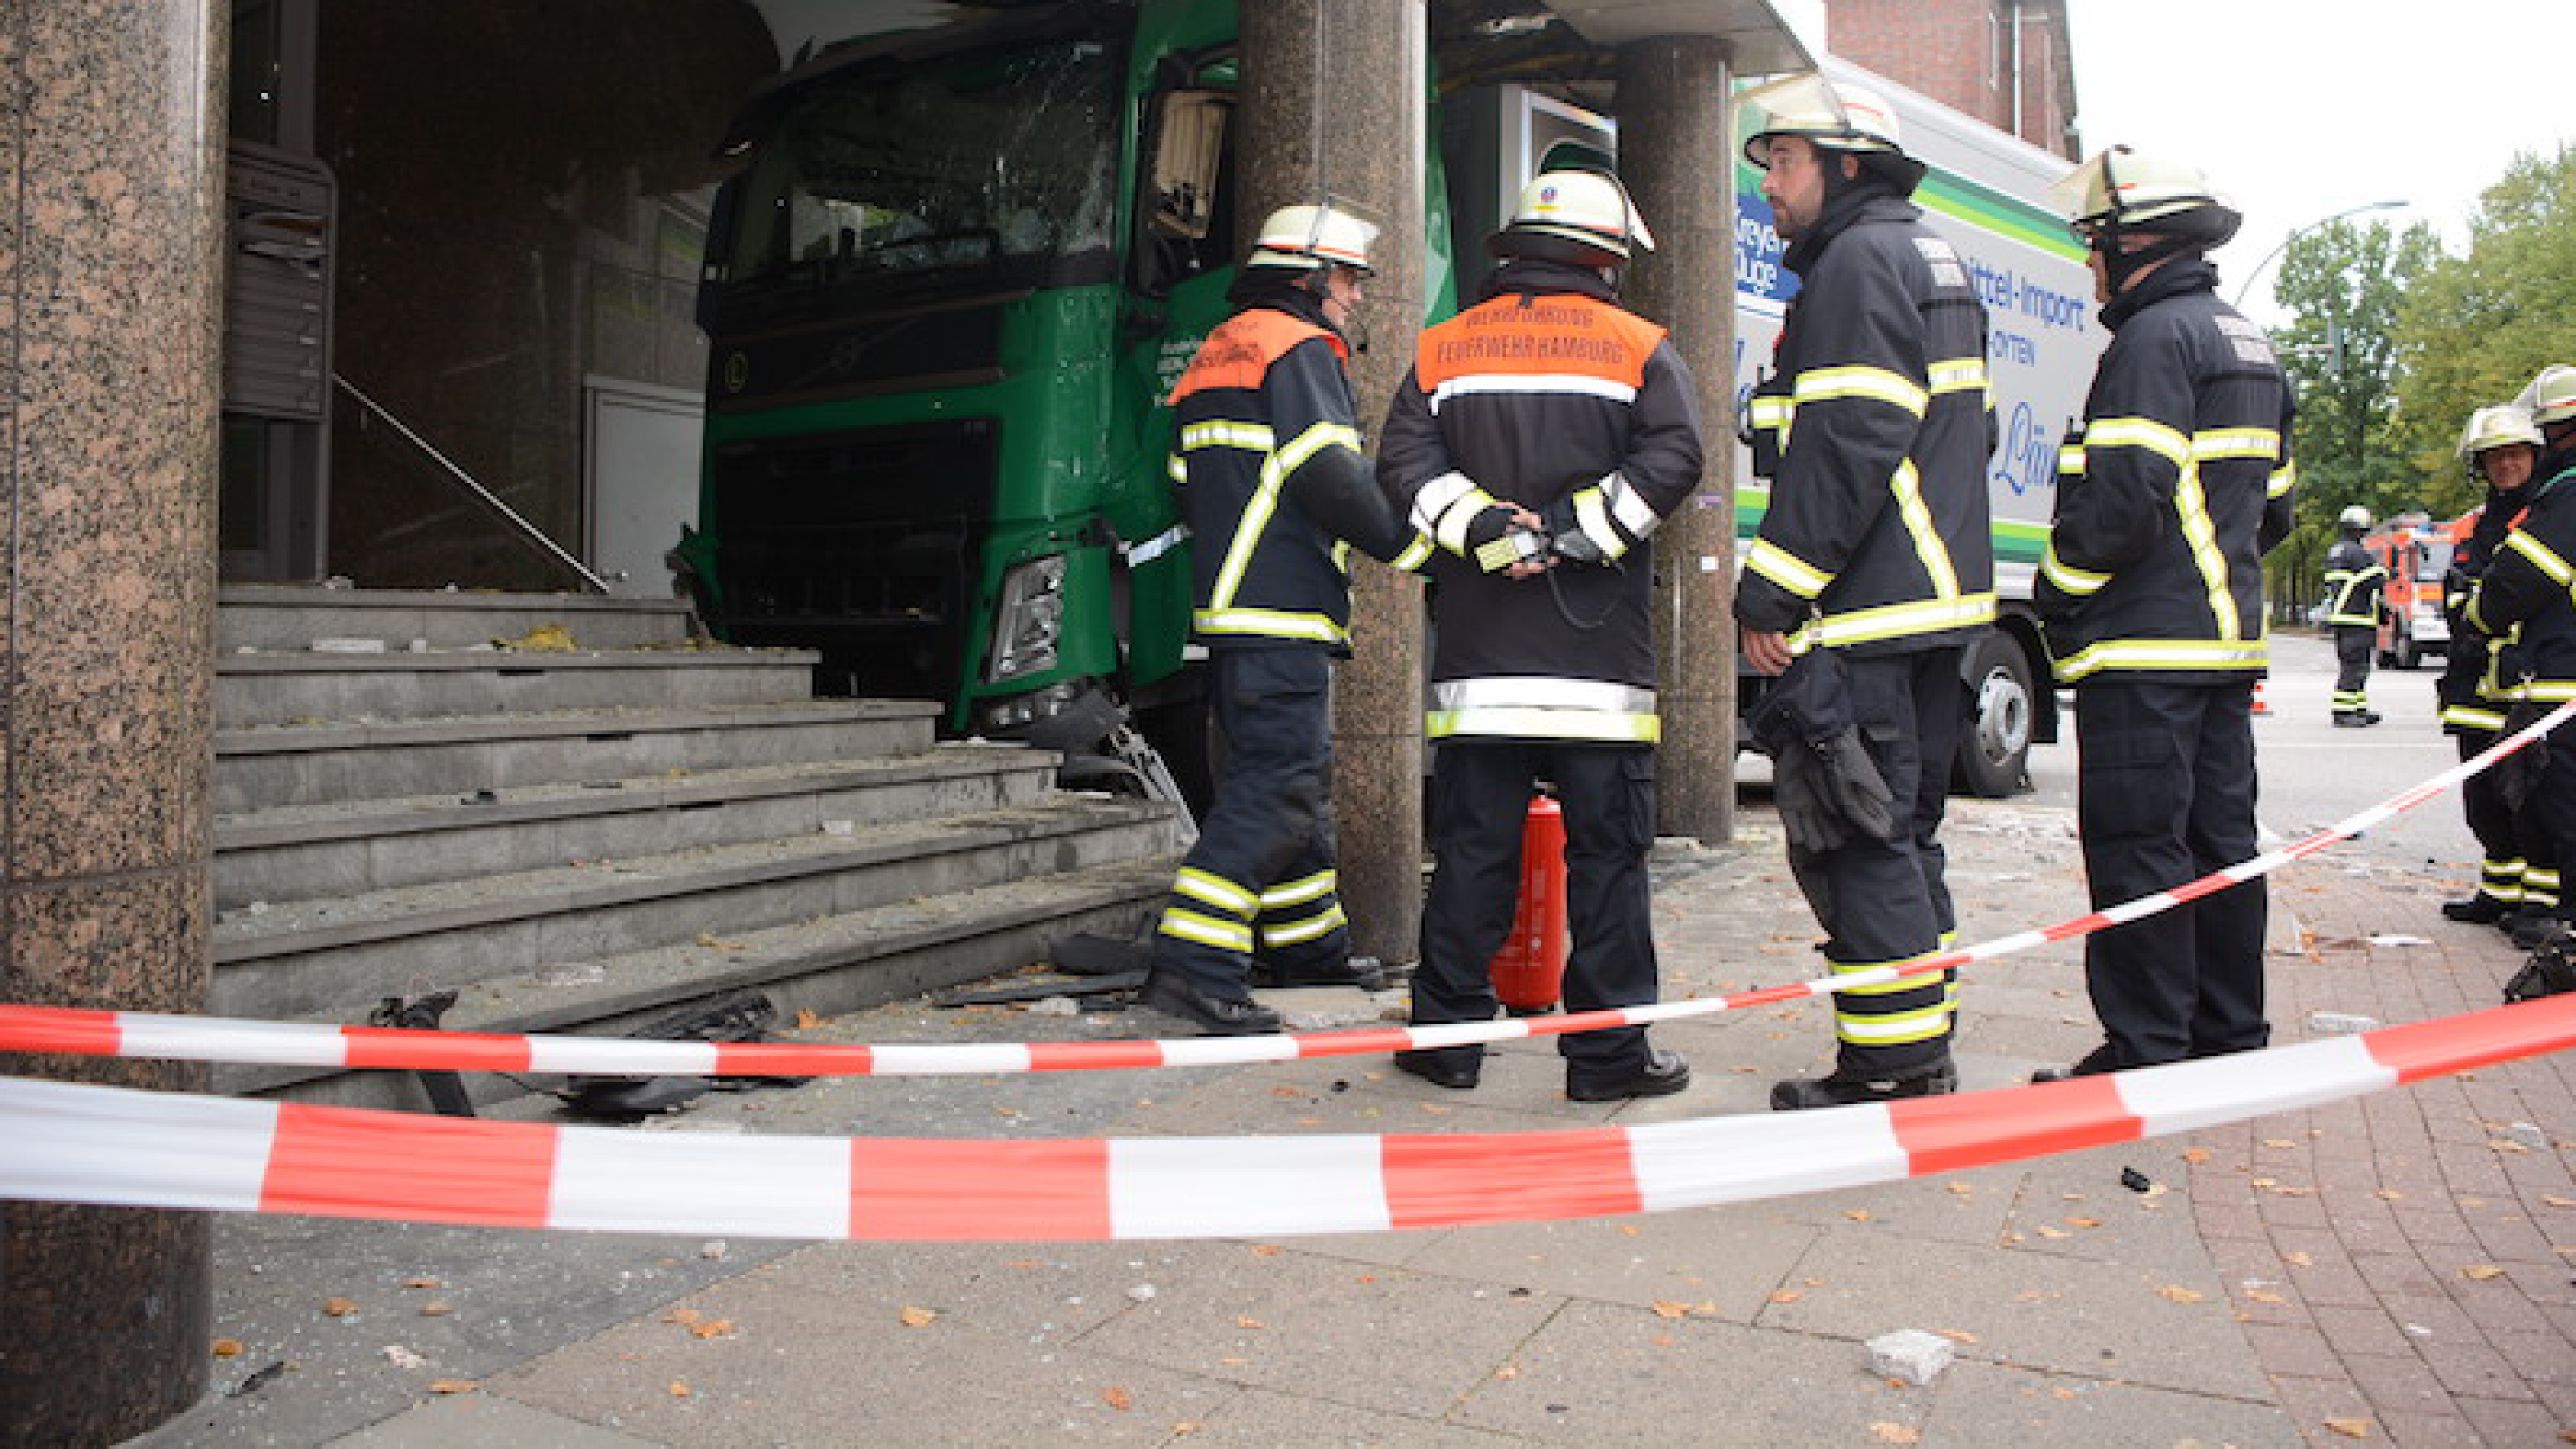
[6,993,2574,1239]
[3,699,2567,1079]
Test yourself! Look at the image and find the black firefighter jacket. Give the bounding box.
[1377,261,1705,743]
[1735,190,1995,657]
[1167,294,1431,651]
[2467,461,2576,705]
[2321,537,2386,628]
[2034,257,2295,684]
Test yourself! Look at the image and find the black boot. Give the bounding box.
[1771,1056,1956,1110]
[2442,894,2510,925]
[1137,972,1283,1036]
[2030,1042,2121,1084]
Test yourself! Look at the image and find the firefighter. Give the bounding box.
[1376,165,1703,1100]
[1138,202,1434,1035]
[2438,406,2547,929]
[1731,75,1995,1110]
[2031,146,2294,1079]
[2465,365,2576,948]
[2322,505,2386,727]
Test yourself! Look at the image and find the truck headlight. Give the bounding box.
[987,554,1067,683]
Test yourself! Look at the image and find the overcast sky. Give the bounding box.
[2063,0,2576,326]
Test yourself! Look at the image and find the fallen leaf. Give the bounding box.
[2181,1147,2211,1165]
[1650,1333,1676,1347]
[691,1319,735,1339]
[1171,1424,1199,1436]
[1235,1317,1265,1330]
[1948,1183,1974,1195]
[212,1339,244,1359]
[2463,1264,2507,1281]
[1271,1086,1305,1098]
[1249,1245,1283,1258]
[899,1306,938,1328]
[665,1308,703,1325]
[2035,1225,2071,1239]
[428,1378,477,1396]
[2066,1216,2103,1229]
[2157,1284,2205,1304]
[2248,1291,2287,1305]
[1870,1423,1922,1444]
[668,1382,691,1399]
[1618,1225,1641,1236]
[2545,1196,2576,1209]
[2323,1417,2372,1438]
[1650,1300,1691,1319]
[1936,1328,1981,1344]
[402,1277,441,1290]
[2284,1251,2314,1267]
[1494,1365,1521,1380]
[1101,1386,1133,1411]
[2376,1190,2406,1202]
[1767,1290,1803,1304]
[323,1297,358,1318]
[795,1008,821,1029]
[1845,1209,1872,1222]
[420,1303,453,1317]
[2262,1138,2298,1150]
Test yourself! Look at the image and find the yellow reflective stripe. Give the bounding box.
[1926,357,1988,395]
[2058,441,2086,477]
[1889,459,1960,599]
[1157,909,1254,954]
[2084,416,2190,469]
[2191,427,2280,461]
[1748,395,1793,427]
[2052,638,2270,681]
[1260,903,1347,949]
[1432,485,1504,555]
[2442,705,2507,731]
[1259,870,1336,910]
[1175,867,1258,917]
[1167,453,1186,484]
[1193,607,1346,644]
[1179,421,1275,452]
[1835,999,1953,1045]
[1829,952,1948,997]
[2268,461,2296,499]
[1572,488,1627,559]
[1746,539,1831,600]
[1208,421,1359,614]
[1794,364,1927,418]
[2040,541,2110,597]
[1797,593,1996,650]
[2506,530,2575,586]
[1426,707,1662,743]
[2175,465,2239,639]
[1392,535,1435,572]
[2524,680,2576,702]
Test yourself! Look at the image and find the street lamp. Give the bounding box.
[2231,199,2409,308]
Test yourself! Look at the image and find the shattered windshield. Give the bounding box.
[721,40,1119,291]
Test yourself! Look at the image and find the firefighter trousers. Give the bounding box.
[1410,740,1657,1088]
[1786,648,1962,1080]
[2331,627,2375,716]
[2522,729,2576,922]
[2075,679,2268,1067]
[2458,729,2556,911]
[1146,648,1350,1002]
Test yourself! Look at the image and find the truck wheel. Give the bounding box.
[1952,631,2033,799]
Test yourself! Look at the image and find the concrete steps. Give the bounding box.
[212,584,1180,1108]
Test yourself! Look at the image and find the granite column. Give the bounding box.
[1618,36,1738,844]
[2,0,224,1439]
[1239,0,1427,964]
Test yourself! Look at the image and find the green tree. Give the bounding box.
[2393,146,2576,506]
[2263,216,2439,609]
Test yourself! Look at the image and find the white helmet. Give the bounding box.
[2458,405,2543,460]
[2516,363,2576,426]
[2053,145,2241,248]
[2338,505,2374,531]
[1738,73,1906,167]
[1245,202,1378,276]
[1490,167,1655,264]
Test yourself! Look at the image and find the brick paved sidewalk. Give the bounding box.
[2197,852,2576,1447]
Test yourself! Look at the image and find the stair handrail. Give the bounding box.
[333,374,614,594]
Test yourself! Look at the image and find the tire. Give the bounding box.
[1952,630,2034,799]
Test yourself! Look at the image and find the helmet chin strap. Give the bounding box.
[2096,217,2198,293]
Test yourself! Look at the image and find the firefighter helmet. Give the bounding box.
[1739,73,1906,167]
[1489,167,1654,264]
[2053,145,2241,248]
[1245,202,1378,276]
[2457,405,2543,460]
[2338,505,2374,531]
[2518,363,2576,426]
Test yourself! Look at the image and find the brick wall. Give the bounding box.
[1824,0,2082,159]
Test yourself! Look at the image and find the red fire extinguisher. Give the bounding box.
[1489,794,1569,1015]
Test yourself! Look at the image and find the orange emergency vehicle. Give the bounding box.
[2364,512,2475,670]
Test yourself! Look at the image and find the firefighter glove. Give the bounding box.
[1468,513,1546,573]
[1770,742,1850,853]
[1815,728,1900,843]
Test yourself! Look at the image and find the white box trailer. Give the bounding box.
[1452,59,2106,795]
